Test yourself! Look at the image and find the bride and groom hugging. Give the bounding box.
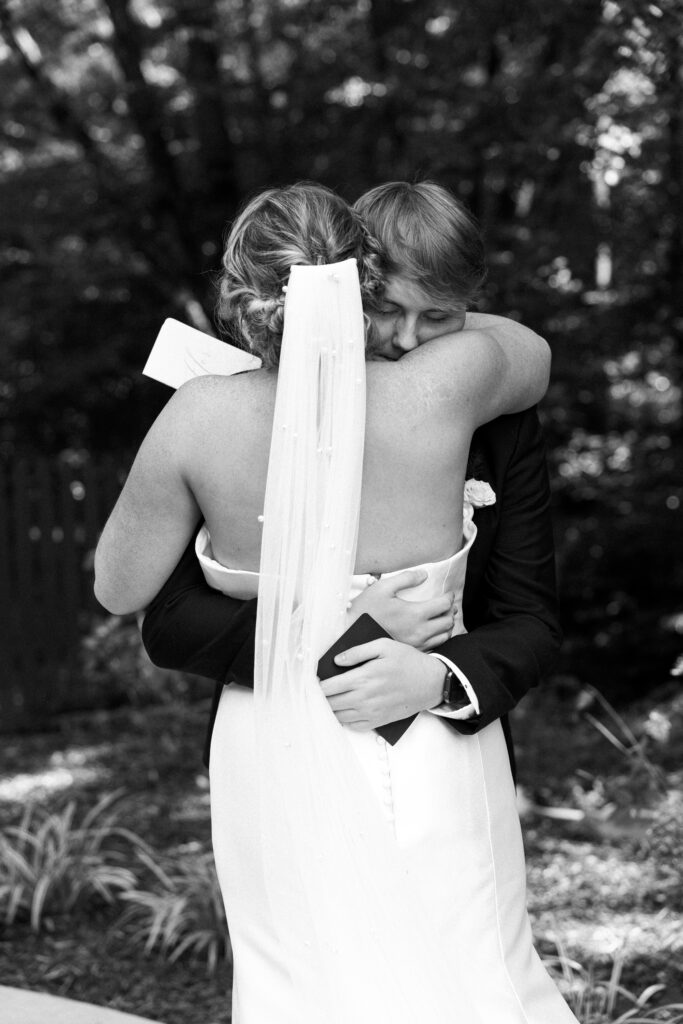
[95,181,576,1024]
[141,181,560,779]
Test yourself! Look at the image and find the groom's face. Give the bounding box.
[369,275,467,360]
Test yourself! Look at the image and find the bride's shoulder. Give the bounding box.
[151,371,277,458]
[170,369,276,417]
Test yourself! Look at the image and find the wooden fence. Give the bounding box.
[0,454,128,732]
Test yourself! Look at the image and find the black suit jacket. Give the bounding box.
[141,406,560,770]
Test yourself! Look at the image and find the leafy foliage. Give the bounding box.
[79,614,213,706]
[118,845,229,974]
[0,772,227,971]
[641,791,683,911]
[0,790,149,931]
[547,945,683,1023]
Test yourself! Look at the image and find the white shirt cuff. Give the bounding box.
[426,653,480,720]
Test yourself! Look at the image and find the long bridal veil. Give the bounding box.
[253,259,481,1023]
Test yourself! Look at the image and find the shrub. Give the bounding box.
[0,791,150,931]
[80,615,213,707]
[641,790,683,910]
[118,846,229,974]
[546,944,683,1023]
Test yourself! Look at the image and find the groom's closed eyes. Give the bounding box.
[376,303,454,324]
[370,274,468,360]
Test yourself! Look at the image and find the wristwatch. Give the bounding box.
[441,664,471,711]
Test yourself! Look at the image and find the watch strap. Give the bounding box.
[441,665,471,711]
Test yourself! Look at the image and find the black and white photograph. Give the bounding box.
[0,1,681,1022]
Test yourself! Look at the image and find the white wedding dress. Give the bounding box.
[200,505,579,1024]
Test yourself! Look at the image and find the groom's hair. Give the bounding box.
[354,182,487,307]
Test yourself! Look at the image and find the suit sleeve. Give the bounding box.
[432,410,561,733]
[140,530,256,683]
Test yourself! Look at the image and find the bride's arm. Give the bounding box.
[94,379,208,615]
[396,314,550,426]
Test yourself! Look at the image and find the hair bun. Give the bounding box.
[238,294,285,355]
[218,183,387,367]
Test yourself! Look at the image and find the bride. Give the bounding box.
[95,182,578,1023]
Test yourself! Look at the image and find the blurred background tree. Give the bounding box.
[0,0,681,708]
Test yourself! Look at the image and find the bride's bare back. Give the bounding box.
[187,363,468,577]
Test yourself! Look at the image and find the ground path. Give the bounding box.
[0,987,166,1024]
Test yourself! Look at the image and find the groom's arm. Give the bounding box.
[140,530,256,681]
[429,407,560,731]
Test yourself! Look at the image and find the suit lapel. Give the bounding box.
[462,440,498,623]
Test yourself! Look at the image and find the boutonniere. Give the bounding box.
[464,478,496,508]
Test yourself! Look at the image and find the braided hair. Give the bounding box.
[217,183,386,368]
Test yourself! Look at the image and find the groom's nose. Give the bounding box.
[393,317,420,352]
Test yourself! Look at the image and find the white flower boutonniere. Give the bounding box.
[464,478,496,508]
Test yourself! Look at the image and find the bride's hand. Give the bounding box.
[347,571,457,651]
[319,638,445,729]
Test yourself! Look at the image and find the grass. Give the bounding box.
[0,690,681,1024]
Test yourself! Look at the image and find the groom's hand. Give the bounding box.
[319,639,445,730]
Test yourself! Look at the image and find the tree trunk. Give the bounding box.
[363,0,410,182]
[177,0,240,206]
[102,0,200,281]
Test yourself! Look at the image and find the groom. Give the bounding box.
[140,182,560,776]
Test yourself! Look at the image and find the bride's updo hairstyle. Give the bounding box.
[354,181,487,307]
[218,182,384,367]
